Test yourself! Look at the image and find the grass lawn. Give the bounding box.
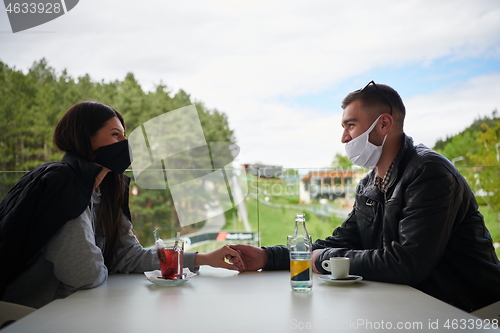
[245,197,343,247]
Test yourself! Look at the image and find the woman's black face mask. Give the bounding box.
[93,140,132,174]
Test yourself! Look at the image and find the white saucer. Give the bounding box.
[318,275,363,285]
[144,269,195,286]
[147,276,189,286]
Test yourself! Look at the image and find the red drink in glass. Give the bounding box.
[157,246,183,279]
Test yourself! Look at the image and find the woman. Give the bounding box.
[0,101,243,308]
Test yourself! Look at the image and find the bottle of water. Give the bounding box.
[287,213,312,292]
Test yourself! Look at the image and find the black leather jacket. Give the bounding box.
[265,135,500,312]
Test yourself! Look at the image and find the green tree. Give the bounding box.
[114,73,150,132]
[331,153,352,169]
[470,122,500,210]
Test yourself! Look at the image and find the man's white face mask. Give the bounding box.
[344,115,387,170]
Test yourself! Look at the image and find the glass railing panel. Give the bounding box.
[250,167,361,248]
[248,165,500,258]
[453,165,500,254]
[1,164,499,258]
[126,167,257,252]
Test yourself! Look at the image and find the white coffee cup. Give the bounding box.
[321,257,350,279]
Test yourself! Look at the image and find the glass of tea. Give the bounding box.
[156,238,184,279]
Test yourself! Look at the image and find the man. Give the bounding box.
[231,81,500,312]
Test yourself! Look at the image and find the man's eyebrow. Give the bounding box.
[342,118,357,126]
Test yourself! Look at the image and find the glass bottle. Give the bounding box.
[287,213,312,292]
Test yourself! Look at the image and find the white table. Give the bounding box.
[3,267,497,332]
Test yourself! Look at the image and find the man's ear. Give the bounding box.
[379,114,393,134]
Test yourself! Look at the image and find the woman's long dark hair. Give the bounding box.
[53,101,127,267]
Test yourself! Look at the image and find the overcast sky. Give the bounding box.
[1,0,499,168]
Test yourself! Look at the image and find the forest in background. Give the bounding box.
[0,58,235,171]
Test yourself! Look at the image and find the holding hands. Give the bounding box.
[195,244,268,272]
[228,245,268,271]
[195,245,246,271]
[199,244,322,273]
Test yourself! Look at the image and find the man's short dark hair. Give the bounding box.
[341,83,406,126]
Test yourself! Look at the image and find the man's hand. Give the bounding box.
[228,244,268,271]
[312,249,323,274]
[195,245,245,271]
